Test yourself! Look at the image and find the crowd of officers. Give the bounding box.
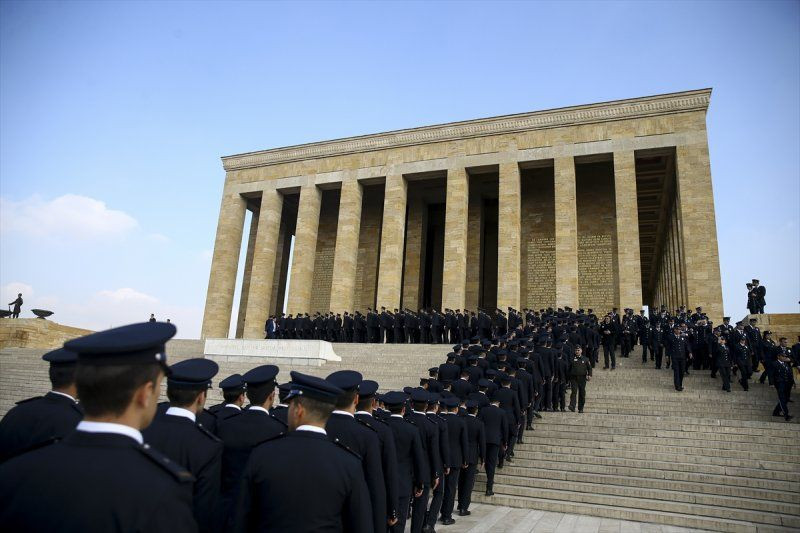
[0,303,797,533]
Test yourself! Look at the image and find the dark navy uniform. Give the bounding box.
[458,404,485,514]
[356,380,399,527]
[217,366,284,522]
[0,391,82,463]
[478,402,507,494]
[142,359,223,533]
[666,330,691,391]
[441,400,468,524]
[0,322,196,533]
[0,348,83,463]
[406,390,442,533]
[383,392,425,533]
[325,371,387,532]
[233,371,371,533]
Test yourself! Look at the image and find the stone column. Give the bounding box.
[242,189,284,338]
[554,156,579,309]
[676,138,724,320]
[497,162,521,311]
[441,166,469,311]
[402,195,425,310]
[329,179,363,313]
[286,183,322,314]
[201,190,247,339]
[613,150,643,311]
[376,174,407,309]
[235,211,260,338]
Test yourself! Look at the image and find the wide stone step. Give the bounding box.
[481,471,800,514]
[509,451,800,482]
[516,436,800,463]
[471,480,799,527]
[528,425,798,447]
[492,462,800,501]
[469,487,795,532]
[534,416,800,437]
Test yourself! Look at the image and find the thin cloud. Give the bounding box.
[0,194,138,240]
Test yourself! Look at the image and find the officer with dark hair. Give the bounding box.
[0,347,83,463]
[405,388,442,533]
[213,374,247,423]
[440,397,467,525]
[458,399,485,516]
[0,322,196,532]
[217,365,284,523]
[143,358,223,532]
[233,371,371,532]
[477,396,507,495]
[568,346,592,413]
[326,370,389,531]
[271,382,291,426]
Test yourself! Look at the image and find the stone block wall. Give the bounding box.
[309,189,340,313]
[355,184,384,312]
[576,161,618,313]
[0,319,93,349]
[521,167,556,310]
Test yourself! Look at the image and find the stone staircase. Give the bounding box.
[1,342,798,532]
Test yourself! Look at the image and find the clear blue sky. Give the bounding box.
[1,1,798,338]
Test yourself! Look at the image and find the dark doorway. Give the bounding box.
[422,203,445,309]
[480,198,498,310]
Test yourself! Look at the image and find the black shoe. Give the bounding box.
[785,416,794,422]
[422,526,435,533]
[773,412,783,417]
[578,410,584,413]
[458,509,471,516]
[603,366,609,369]
[485,490,494,496]
[534,412,542,419]
[611,366,615,370]
[569,406,575,412]
[441,518,455,525]
[526,425,534,430]
[560,408,565,412]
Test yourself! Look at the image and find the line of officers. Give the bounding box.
[265,306,527,344]
[0,321,595,533]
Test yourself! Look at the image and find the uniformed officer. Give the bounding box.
[217,365,284,523]
[772,349,794,421]
[143,358,223,532]
[477,397,507,495]
[457,399,485,516]
[382,391,426,533]
[233,371,372,532]
[0,347,83,463]
[214,374,247,424]
[568,346,592,413]
[732,336,753,391]
[271,382,291,426]
[405,388,442,533]
[666,325,692,391]
[0,322,196,532]
[713,337,733,392]
[440,396,467,525]
[491,373,520,462]
[355,379,400,531]
[325,370,389,531]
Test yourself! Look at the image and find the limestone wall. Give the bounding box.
[0,319,93,350]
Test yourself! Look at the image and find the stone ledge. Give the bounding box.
[203,338,342,364]
[222,89,711,170]
[0,319,92,349]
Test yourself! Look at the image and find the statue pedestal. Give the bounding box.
[203,339,341,367]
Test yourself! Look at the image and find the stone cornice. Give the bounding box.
[222,89,711,171]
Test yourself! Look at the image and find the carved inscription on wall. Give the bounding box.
[578,233,613,311]
[310,244,335,312]
[526,236,555,308]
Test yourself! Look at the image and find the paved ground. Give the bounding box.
[430,504,702,532]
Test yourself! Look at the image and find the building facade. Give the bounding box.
[202,89,723,339]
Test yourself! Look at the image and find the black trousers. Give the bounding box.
[773,381,791,417]
[542,379,553,409]
[410,486,430,533]
[719,365,731,391]
[485,444,501,490]
[441,467,460,519]
[457,464,477,510]
[602,344,615,368]
[569,376,587,411]
[672,358,686,389]
[556,382,566,410]
[653,343,664,368]
[426,477,444,527]
[737,362,752,390]
[392,494,412,532]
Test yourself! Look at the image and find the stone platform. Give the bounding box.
[0,318,92,350]
[203,338,341,366]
